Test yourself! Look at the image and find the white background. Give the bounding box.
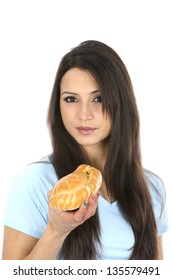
[0,0,172,260]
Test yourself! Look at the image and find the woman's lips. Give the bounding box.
[77,126,96,135]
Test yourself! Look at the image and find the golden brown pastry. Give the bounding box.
[50,164,102,211]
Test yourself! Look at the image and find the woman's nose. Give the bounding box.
[78,103,94,121]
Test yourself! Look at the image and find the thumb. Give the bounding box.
[47,189,53,200]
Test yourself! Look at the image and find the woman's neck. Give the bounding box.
[82,142,108,172]
[82,142,115,203]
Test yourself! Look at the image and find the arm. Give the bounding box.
[2,193,99,260]
[157,236,163,260]
[2,225,65,260]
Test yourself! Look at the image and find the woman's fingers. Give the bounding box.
[73,192,100,222]
[47,189,101,235]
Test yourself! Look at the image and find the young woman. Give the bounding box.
[2,40,168,260]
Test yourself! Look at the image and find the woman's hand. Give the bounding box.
[47,190,100,239]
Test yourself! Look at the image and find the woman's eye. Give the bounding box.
[93,96,102,102]
[64,96,77,103]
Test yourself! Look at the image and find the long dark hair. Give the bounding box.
[47,40,158,259]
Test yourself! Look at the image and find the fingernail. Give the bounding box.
[83,202,88,208]
[97,192,101,197]
[91,194,97,199]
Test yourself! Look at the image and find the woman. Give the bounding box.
[2,40,168,259]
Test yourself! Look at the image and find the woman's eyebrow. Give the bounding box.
[60,91,79,96]
[61,89,100,95]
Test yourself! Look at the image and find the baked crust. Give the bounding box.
[50,164,102,211]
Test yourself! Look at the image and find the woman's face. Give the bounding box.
[60,68,111,149]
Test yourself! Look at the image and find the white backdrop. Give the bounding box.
[0,0,172,260]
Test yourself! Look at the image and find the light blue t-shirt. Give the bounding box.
[3,156,169,259]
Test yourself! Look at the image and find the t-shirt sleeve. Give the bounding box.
[3,164,52,239]
[146,171,169,236]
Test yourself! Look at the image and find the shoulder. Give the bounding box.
[145,170,166,201]
[145,170,169,235]
[8,155,58,195]
[4,155,58,239]
[20,155,55,177]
